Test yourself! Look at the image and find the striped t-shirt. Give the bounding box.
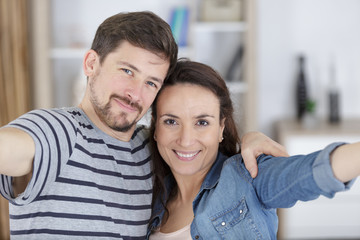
[0,107,153,239]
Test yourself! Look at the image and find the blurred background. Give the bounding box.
[1,0,360,239]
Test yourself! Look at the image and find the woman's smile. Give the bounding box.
[174,150,201,161]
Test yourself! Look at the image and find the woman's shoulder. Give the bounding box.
[220,153,253,181]
[222,153,244,168]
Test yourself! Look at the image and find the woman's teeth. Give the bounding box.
[176,151,198,158]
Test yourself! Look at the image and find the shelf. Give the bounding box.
[51,47,194,59]
[49,22,246,60]
[276,119,360,136]
[226,81,247,94]
[192,21,247,32]
[50,48,87,59]
[51,47,193,60]
[178,46,194,58]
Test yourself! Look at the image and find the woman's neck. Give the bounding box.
[159,173,205,233]
[173,172,207,203]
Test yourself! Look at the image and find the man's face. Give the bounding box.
[87,41,169,134]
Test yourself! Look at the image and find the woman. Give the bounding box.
[147,59,358,239]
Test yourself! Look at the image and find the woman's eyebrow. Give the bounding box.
[159,113,178,118]
[196,114,215,119]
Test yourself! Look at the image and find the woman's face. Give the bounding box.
[154,83,225,178]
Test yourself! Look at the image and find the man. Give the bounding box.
[0,11,286,239]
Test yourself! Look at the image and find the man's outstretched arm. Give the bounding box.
[0,127,35,177]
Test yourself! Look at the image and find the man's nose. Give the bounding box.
[125,79,142,102]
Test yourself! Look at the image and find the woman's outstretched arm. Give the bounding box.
[331,142,360,183]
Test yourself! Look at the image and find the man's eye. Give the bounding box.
[164,119,177,125]
[122,68,133,75]
[196,120,209,126]
[146,81,157,88]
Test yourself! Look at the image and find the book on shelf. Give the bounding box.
[169,6,189,47]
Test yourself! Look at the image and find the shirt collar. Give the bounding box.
[199,152,228,191]
[149,152,229,231]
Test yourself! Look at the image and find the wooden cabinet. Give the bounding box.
[276,119,360,239]
[0,198,9,240]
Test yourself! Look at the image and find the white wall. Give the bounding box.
[257,0,360,137]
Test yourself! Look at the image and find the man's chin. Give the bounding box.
[110,123,135,133]
[110,117,138,133]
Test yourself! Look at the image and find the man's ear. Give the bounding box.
[83,49,99,77]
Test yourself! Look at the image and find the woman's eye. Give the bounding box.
[197,120,209,126]
[164,119,177,125]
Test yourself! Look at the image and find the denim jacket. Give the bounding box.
[147,143,355,239]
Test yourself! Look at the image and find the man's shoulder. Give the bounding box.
[21,107,78,119]
[6,107,86,135]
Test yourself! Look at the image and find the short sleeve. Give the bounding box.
[0,109,76,205]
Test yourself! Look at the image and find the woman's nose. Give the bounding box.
[177,125,195,147]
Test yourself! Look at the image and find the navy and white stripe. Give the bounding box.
[0,107,153,239]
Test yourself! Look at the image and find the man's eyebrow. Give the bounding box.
[150,76,164,86]
[118,61,139,72]
[118,61,164,85]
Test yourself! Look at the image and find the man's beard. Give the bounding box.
[91,93,143,133]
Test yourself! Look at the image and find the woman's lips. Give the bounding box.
[174,150,201,161]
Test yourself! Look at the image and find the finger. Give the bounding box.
[263,142,289,157]
[241,149,259,178]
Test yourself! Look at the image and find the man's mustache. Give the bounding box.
[110,94,143,113]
